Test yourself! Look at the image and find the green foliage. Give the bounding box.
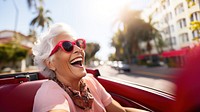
[189,21,200,42]
[0,42,28,65]
[27,0,53,32]
[108,53,117,61]
[85,43,100,64]
[186,0,195,8]
[190,21,200,31]
[187,0,200,41]
[111,30,126,61]
[112,9,156,63]
[30,6,53,31]
[111,7,164,63]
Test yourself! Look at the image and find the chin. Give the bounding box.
[81,68,87,76]
[75,68,87,78]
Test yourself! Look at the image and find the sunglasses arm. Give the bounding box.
[49,44,60,57]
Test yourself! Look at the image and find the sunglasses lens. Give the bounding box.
[62,41,73,52]
[76,39,85,49]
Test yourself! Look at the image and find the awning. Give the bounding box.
[138,55,145,60]
[162,49,190,57]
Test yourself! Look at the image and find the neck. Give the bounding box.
[56,74,82,90]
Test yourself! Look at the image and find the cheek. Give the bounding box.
[82,50,85,57]
[81,51,86,62]
[59,49,71,58]
[53,51,70,66]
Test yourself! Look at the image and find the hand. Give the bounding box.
[106,99,148,112]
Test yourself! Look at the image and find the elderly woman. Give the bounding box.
[32,23,146,112]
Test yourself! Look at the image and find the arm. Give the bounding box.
[49,110,68,112]
[106,99,148,112]
[87,75,148,112]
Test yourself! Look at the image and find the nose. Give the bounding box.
[73,45,83,54]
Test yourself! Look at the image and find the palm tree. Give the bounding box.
[147,10,166,54]
[30,6,53,31]
[152,28,165,54]
[27,0,37,10]
[85,43,100,65]
[27,0,53,31]
[113,6,156,63]
[113,6,145,63]
[111,30,126,61]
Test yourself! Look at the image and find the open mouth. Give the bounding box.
[70,57,83,67]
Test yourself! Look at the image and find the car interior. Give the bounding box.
[0,67,199,112]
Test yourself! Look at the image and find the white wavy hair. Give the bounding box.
[32,23,77,78]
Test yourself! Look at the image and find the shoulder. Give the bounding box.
[33,80,70,112]
[38,80,62,93]
[83,74,99,86]
[34,80,66,103]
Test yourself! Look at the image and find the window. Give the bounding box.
[191,0,197,4]
[180,33,189,43]
[170,25,174,33]
[163,27,170,34]
[199,0,200,7]
[162,0,170,9]
[166,0,170,6]
[192,0,196,2]
[177,18,187,29]
[166,12,173,21]
[190,12,200,21]
[169,12,173,20]
[192,30,200,38]
[175,3,184,15]
[162,3,166,10]
[165,37,176,46]
[164,25,174,34]
[171,37,176,45]
[165,38,170,45]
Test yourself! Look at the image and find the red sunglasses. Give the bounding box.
[49,39,86,57]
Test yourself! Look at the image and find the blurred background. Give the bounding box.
[0,0,200,95]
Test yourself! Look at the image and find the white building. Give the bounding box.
[142,0,200,53]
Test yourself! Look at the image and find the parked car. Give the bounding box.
[117,62,131,72]
[110,61,131,72]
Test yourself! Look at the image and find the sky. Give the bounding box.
[0,0,148,60]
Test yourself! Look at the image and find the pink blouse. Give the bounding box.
[33,74,112,112]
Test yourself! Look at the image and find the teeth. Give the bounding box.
[71,57,82,64]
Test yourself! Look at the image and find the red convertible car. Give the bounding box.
[0,68,173,112]
[0,47,200,112]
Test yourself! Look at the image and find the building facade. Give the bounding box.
[0,30,34,72]
[142,0,200,53]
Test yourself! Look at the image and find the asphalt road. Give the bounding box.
[94,65,177,95]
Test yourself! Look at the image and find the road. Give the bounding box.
[93,65,178,95]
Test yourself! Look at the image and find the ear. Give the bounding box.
[44,59,56,71]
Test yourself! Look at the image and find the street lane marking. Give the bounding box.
[133,71,175,79]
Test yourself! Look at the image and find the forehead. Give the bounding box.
[53,32,77,45]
